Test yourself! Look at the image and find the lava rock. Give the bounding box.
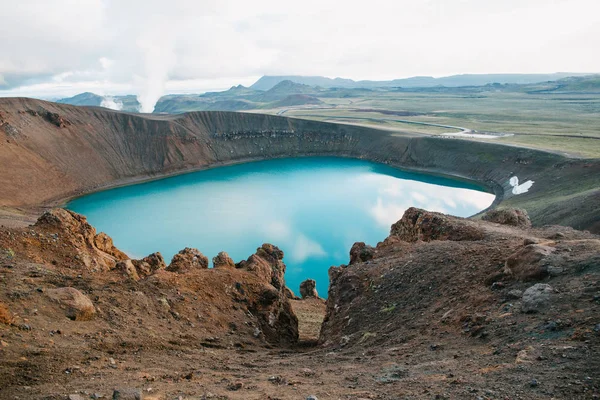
[213,251,235,269]
[349,242,375,264]
[112,388,143,400]
[390,207,485,242]
[45,287,95,321]
[522,284,555,313]
[504,245,556,281]
[482,208,531,228]
[299,279,319,299]
[167,247,209,272]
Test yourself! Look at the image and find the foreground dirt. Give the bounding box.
[0,208,599,399]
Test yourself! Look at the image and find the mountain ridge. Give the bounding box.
[250,72,595,91]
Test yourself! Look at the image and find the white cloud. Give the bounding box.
[290,234,327,263]
[0,0,598,104]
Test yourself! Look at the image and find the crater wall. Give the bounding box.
[0,97,598,232]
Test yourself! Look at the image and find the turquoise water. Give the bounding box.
[67,157,494,297]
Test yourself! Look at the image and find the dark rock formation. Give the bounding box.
[349,242,375,264]
[166,247,208,272]
[390,207,485,242]
[521,283,555,313]
[320,207,599,351]
[299,279,319,299]
[482,208,531,228]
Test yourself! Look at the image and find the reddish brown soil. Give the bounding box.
[0,208,599,399]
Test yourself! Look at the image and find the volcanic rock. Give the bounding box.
[45,287,95,321]
[112,388,143,400]
[521,284,555,313]
[349,242,375,264]
[504,244,556,281]
[482,208,532,228]
[299,279,319,299]
[34,209,126,270]
[166,247,208,272]
[116,259,140,281]
[238,244,298,344]
[131,252,166,278]
[212,251,235,269]
[390,207,485,242]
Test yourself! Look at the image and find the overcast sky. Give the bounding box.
[1,0,598,106]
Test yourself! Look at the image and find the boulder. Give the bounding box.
[166,247,208,272]
[299,279,319,299]
[390,207,485,242]
[349,242,375,264]
[116,260,140,281]
[46,287,95,320]
[212,251,235,269]
[112,388,143,400]
[504,244,556,281]
[521,284,555,313]
[482,208,532,228]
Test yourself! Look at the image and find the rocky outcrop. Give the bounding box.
[94,232,128,260]
[34,209,127,270]
[166,247,208,273]
[131,252,166,278]
[349,242,375,264]
[45,287,95,321]
[389,207,485,242]
[237,244,298,345]
[482,208,531,228]
[299,279,319,299]
[320,207,599,350]
[212,251,235,269]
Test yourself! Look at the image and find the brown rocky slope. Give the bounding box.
[0,207,598,399]
[0,97,599,232]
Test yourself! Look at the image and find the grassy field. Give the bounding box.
[256,90,600,158]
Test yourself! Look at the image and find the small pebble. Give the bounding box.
[530,379,539,387]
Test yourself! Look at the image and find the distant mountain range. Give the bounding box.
[250,73,593,91]
[56,73,600,114]
[56,92,141,112]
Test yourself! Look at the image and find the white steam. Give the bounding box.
[134,31,176,113]
[100,96,123,111]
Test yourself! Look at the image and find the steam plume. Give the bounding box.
[100,96,123,111]
[135,32,176,113]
